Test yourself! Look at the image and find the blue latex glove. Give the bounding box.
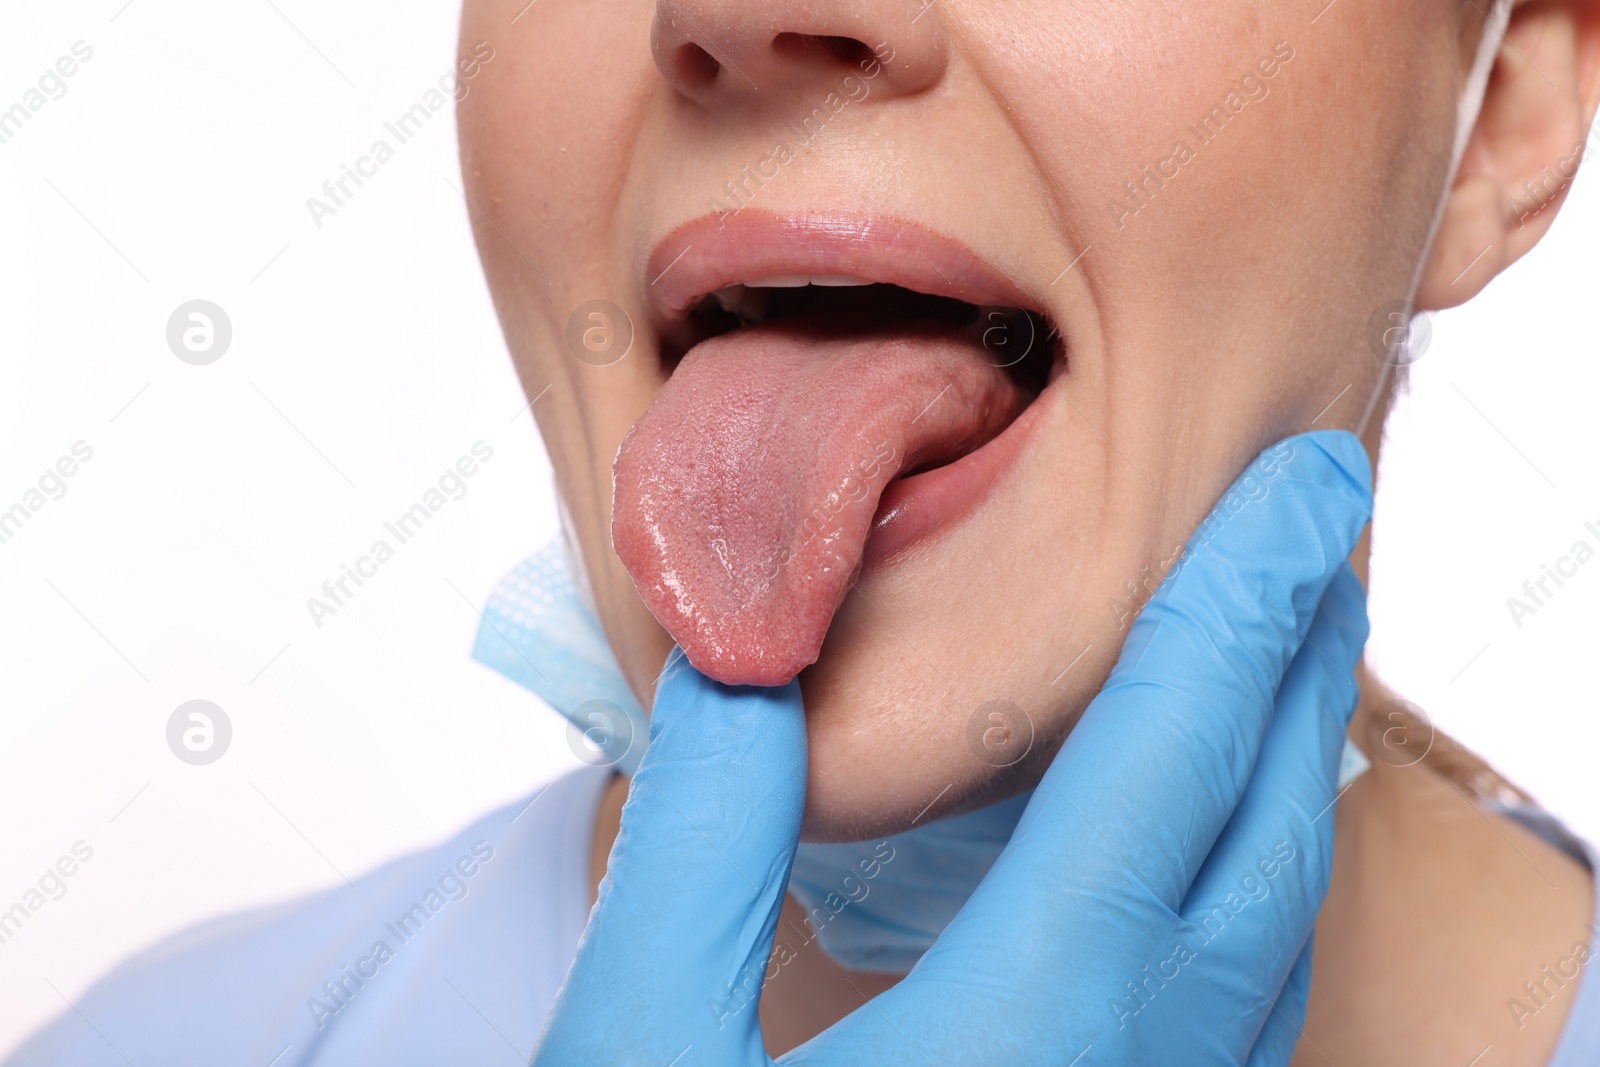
[534,430,1372,1065]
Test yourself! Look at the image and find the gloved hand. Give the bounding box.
[533,430,1373,1066]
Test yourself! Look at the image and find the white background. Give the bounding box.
[0,0,1595,1058]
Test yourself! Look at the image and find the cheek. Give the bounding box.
[460,0,677,701]
[967,2,1455,249]
[969,1,1456,438]
[459,0,657,319]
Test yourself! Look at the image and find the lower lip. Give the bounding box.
[862,386,1052,570]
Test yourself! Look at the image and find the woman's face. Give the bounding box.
[458,0,1475,840]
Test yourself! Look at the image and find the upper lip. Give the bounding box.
[644,210,1038,342]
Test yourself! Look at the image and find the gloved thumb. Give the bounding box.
[534,647,806,1066]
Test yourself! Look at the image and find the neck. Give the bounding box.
[1299,662,1593,1065]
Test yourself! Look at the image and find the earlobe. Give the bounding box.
[1415,0,1600,311]
[1416,173,1505,309]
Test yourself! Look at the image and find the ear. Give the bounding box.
[1415,0,1600,311]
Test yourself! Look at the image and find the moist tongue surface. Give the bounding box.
[613,318,1027,686]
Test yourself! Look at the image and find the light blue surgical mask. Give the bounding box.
[471,539,652,776]
[471,538,1368,972]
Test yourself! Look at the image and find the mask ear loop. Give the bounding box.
[1451,0,1513,177]
[1362,0,1512,430]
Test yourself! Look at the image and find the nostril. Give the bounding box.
[674,43,720,86]
[819,34,874,67]
[772,32,875,70]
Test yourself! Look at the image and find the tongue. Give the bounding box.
[612,319,1028,686]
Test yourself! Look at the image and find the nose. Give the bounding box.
[651,0,948,104]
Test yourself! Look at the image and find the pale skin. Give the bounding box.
[459,0,1600,1059]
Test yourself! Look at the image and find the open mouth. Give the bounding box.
[613,212,1062,686]
[669,277,1056,398]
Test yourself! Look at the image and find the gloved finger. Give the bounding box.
[533,648,804,1067]
[1154,564,1364,1051]
[926,431,1372,963]
[1176,564,1364,978]
[1031,431,1372,909]
[1243,938,1317,1067]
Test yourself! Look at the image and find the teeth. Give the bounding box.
[740,275,875,288]
[710,284,772,323]
[705,276,877,325]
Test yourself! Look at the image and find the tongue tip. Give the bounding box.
[678,640,812,689]
[610,517,826,688]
